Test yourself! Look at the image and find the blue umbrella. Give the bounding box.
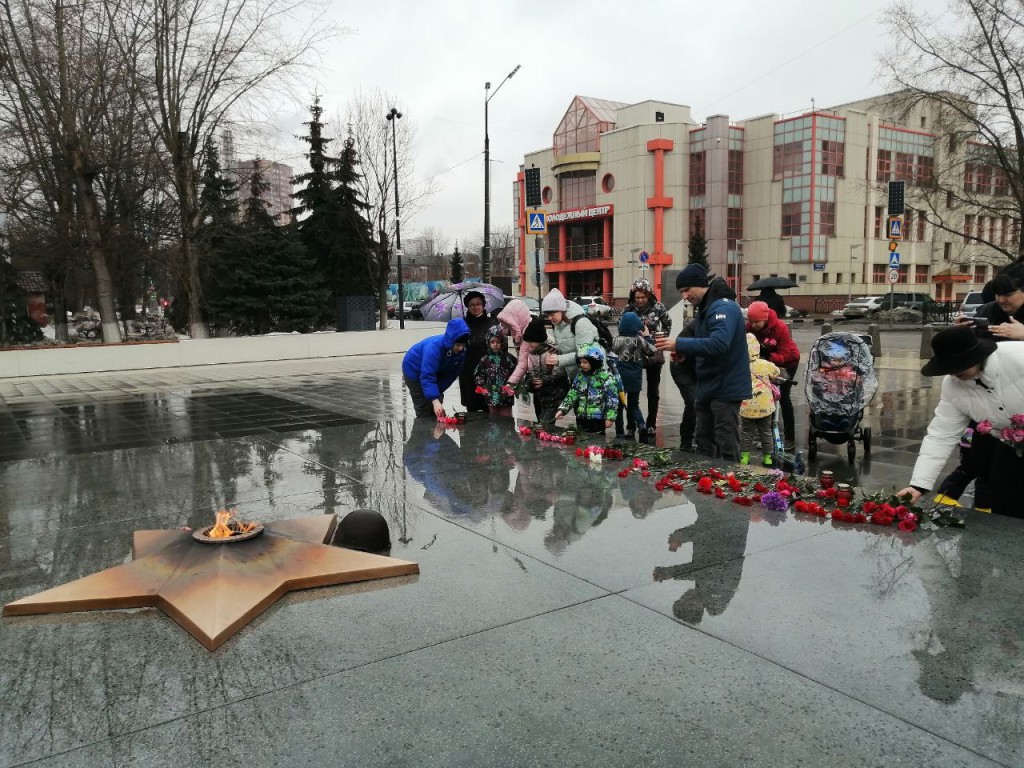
[418,282,505,321]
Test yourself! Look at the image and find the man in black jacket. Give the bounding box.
[974,264,1024,339]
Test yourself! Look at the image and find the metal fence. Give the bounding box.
[814,296,849,314]
[922,300,959,324]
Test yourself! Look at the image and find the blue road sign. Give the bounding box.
[889,252,901,269]
[812,263,826,271]
[638,250,650,263]
[888,217,903,240]
[527,211,547,234]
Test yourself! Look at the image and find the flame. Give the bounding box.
[208,509,235,539]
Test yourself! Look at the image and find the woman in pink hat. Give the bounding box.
[746,301,800,450]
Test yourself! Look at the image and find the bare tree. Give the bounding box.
[489,225,516,278]
[113,0,333,338]
[0,0,128,341]
[881,0,1024,262]
[344,89,436,328]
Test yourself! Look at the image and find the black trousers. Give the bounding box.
[695,400,742,463]
[405,375,438,418]
[645,362,663,432]
[669,364,697,449]
[988,441,1024,518]
[779,365,798,443]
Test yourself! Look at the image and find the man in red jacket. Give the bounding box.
[746,301,801,450]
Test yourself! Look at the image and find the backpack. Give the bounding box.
[570,314,613,351]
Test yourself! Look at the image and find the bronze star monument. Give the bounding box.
[3,515,419,650]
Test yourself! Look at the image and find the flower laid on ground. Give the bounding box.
[518,426,532,436]
[437,415,461,426]
[759,491,789,512]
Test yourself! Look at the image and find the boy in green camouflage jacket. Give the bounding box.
[555,344,621,435]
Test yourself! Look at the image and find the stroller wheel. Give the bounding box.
[847,440,856,464]
[862,426,872,457]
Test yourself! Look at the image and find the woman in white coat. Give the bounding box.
[898,325,1024,518]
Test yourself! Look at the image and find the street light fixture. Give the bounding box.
[848,243,863,306]
[483,64,520,283]
[386,107,403,329]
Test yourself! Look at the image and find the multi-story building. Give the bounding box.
[234,158,294,224]
[514,93,1017,311]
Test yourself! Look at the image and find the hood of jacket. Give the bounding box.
[747,333,760,361]
[618,311,643,336]
[627,277,659,306]
[698,276,737,309]
[576,343,606,372]
[442,317,471,348]
[484,323,508,353]
[496,299,533,340]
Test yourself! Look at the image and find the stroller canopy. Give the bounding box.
[804,332,878,416]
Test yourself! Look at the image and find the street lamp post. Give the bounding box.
[483,64,520,283]
[387,107,403,329]
[848,243,863,306]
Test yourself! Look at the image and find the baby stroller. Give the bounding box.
[805,332,878,463]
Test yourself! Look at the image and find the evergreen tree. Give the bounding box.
[0,249,43,345]
[292,96,375,325]
[207,161,328,334]
[450,244,465,283]
[687,226,710,270]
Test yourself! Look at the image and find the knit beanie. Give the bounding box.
[675,263,709,290]
[541,288,568,313]
[523,318,548,343]
[747,301,770,322]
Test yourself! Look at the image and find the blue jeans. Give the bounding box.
[615,392,646,435]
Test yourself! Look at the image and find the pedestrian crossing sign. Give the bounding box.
[527,210,547,234]
[887,216,903,240]
[889,252,901,269]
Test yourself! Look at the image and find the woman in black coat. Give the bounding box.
[458,290,493,412]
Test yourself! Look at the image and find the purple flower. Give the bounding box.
[760,491,789,512]
[1011,413,1024,428]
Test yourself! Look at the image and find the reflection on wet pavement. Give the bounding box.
[0,351,1020,767]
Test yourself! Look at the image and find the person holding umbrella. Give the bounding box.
[757,287,787,320]
[458,290,493,412]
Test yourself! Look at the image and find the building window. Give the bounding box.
[689,208,706,238]
[781,202,802,237]
[877,150,891,181]
[917,209,926,241]
[1002,216,1011,245]
[916,155,934,186]
[874,206,884,239]
[542,186,552,204]
[601,173,615,193]
[974,265,987,283]
[947,190,955,209]
[690,151,706,197]
[558,171,596,210]
[995,169,1009,196]
[872,264,887,283]
[820,140,844,176]
[727,208,743,251]
[944,242,952,261]
[818,201,836,236]
[905,209,914,242]
[895,152,914,180]
[916,264,930,283]
[964,214,974,242]
[976,164,992,195]
[773,140,806,180]
[728,149,743,195]
[552,96,615,155]
[788,273,797,285]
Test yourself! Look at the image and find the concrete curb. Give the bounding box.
[0,327,441,379]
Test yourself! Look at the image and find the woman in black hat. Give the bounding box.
[458,290,492,412]
[898,325,1024,517]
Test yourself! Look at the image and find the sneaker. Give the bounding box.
[641,429,656,445]
[740,451,750,465]
[762,454,774,467]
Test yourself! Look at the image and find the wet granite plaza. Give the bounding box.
[1,336,1021,767]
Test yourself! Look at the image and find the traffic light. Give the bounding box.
[525,167,542,208]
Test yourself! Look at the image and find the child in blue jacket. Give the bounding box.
[611,311,657,441]
[402,318,470,418]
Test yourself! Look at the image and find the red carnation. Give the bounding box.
[897,519,917,533]
[618,469,630,478]
[697,477,714,493]
[715,487,726,499]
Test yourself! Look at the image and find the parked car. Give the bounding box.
[573,295,612,319]
[386,302,397,318]
[503,295,541,319]
[400,301,421,319]
[888,292,936,311]
[842,296,885,318]
[958,291,986,318]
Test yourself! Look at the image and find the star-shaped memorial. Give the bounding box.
[2,515,419,650]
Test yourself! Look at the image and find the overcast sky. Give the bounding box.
[259,0,950,252]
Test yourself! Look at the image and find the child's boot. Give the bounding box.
[762,454,774,467]
[740,451,750,465]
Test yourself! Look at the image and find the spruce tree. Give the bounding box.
[450,245,465,283]
[292,96,375,325]
[208,161,328,334]
[191,139,240,333]
[0,249,43,345]
[687,226,710,270]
